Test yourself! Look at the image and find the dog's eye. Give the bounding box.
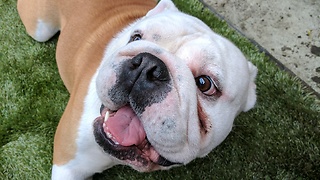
[129,33,142,43]
[195,75,218,96]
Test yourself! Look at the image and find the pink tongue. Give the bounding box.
[105,106,146,146]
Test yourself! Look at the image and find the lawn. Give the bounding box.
[0,0,319,179]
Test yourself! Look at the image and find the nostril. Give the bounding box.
[147,66,169,81]
[147,66,160,81]
[131,55,143,69]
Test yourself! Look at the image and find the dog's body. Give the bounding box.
[18,0,257,179]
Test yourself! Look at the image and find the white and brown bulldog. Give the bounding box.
[17,0,257,179]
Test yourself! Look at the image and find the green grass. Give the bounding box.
[1,0,319,179]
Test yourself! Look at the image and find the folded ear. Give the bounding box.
[243,61,258,112]
[146,0,179,17]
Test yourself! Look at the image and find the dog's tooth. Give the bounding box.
[104,111,109,123]
[106,132,112,138]
[106,131,119,144]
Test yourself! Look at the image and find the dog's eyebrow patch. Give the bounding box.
[152,34,161,41]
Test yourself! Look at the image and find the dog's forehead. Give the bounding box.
[136,11,211,39]
[134,12,220,63]
[175,37,222,73]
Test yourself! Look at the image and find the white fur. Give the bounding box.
[52,73,116,180]
[35,19,59,42]
[146,0,178,17]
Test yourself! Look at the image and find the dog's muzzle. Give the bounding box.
[94,53,181,170]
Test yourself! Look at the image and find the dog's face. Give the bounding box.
[94,0,257,172]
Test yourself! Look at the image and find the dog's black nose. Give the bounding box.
[128,53,171,113]
[130,52,170,83]
[108,52,172,114]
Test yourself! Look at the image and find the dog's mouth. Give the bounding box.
[93,104,180,171]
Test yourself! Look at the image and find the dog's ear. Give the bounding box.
[243,61,258,112]
[146,0,179,17]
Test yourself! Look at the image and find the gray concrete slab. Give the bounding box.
[202,0,320,96]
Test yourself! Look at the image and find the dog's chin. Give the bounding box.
[93,104,180,171]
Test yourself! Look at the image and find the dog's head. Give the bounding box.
[93,0,257,171]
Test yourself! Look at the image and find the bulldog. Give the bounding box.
[17,0,257,179]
